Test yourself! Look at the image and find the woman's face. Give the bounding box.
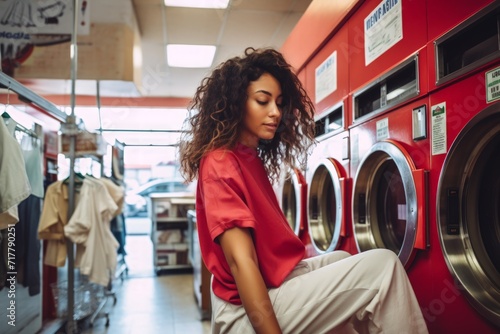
[239,72,283,148]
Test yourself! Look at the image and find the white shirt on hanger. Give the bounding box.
[0,116,31,229]
[64,178,119,286]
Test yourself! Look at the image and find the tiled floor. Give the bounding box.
[79,234,211,334]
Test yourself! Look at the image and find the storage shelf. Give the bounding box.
[150,194,195,273]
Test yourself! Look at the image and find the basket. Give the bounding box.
[51,281,105,320]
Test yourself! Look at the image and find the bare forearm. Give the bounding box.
[232,261,282,334]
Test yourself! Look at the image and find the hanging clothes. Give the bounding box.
[111,213,127,256]
[0,114,31,229]
[64,178,119,286]
[20,134,44,198]
[100,177,125,217]
[38,175,125,269]
[15,195,41,296]
[38,181,78,267]
[0,115,42,296]
[15,125,44,296]
[102,176,127,256]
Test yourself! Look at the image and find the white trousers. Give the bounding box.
[211,249,429,334]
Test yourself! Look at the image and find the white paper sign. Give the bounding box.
[0,0,91,41]
[431,103,447,155]
[315,51,337,103]
[364,0,403,65]
[486,66,500,103]
[376,118,389,141]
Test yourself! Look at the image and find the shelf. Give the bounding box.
[156,222,187,230]
[156,217,188,223]
[156,264,192,270]
[150,192,195,200]
[151,195,195,273]
[156,243,188,251]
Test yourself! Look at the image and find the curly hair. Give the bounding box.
[179,47,315,183]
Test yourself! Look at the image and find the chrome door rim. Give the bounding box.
[352,141,419,266]
[281,170,303,236]
[307,158,344,253]
[437,103,500,326]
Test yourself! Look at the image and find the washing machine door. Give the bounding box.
[281,169,305,236]
[352,140,427,267]
[437,103,500,326]
[308,158,349,253]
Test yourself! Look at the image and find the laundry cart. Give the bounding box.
[149,192,195,274]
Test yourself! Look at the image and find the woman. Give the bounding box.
[179,47,428,334]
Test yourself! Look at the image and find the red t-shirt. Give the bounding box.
[196,143,305,304]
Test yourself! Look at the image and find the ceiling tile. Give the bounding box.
[165,7,223,44]
[222,10,285,48]
[230,0,302,12]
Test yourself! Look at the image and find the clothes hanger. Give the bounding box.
[63,171,85,184]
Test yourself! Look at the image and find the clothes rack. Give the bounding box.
[0,72,67,123]
[0,67,67,334]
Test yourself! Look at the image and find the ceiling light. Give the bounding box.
[164,0,230,9]
[167,44,216,68]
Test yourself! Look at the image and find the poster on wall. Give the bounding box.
[0,0,90,36]
[364,0,403,65]
[0,0,90,74]
[315,51,337,104]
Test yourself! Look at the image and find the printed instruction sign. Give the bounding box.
[486,66,500,103]
[431,103,447,155]
[364,0,403,65]
[315,51,337,103]
[376,118,389,141]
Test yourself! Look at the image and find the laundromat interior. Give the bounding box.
[1,0,499,333]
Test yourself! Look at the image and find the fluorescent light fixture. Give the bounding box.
[164,0,230,9]
[167,44,216,68]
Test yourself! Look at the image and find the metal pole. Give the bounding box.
[97,80,104,176]
[66,0,79,332]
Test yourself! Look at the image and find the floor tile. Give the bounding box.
[75,235,211,334]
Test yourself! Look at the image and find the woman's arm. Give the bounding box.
[218,227,282,334]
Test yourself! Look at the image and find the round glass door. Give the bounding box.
[308,159,344,253]
[437,104,500,326]
[352,141,420,266]
[281,170,302,235]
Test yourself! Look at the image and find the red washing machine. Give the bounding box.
[423,2,500,332]
[302,25,355,257]
[347,0,427,95]
[349,49,433,316]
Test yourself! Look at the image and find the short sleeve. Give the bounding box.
[95,181,119,222]
[199,152,256,241]
[38,183,63,240]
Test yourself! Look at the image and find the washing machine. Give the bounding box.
[305,100,354,257]
[423,2,500,332]
[349,49,434,315]
[302,23,355,257]
[275,167,310,248]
